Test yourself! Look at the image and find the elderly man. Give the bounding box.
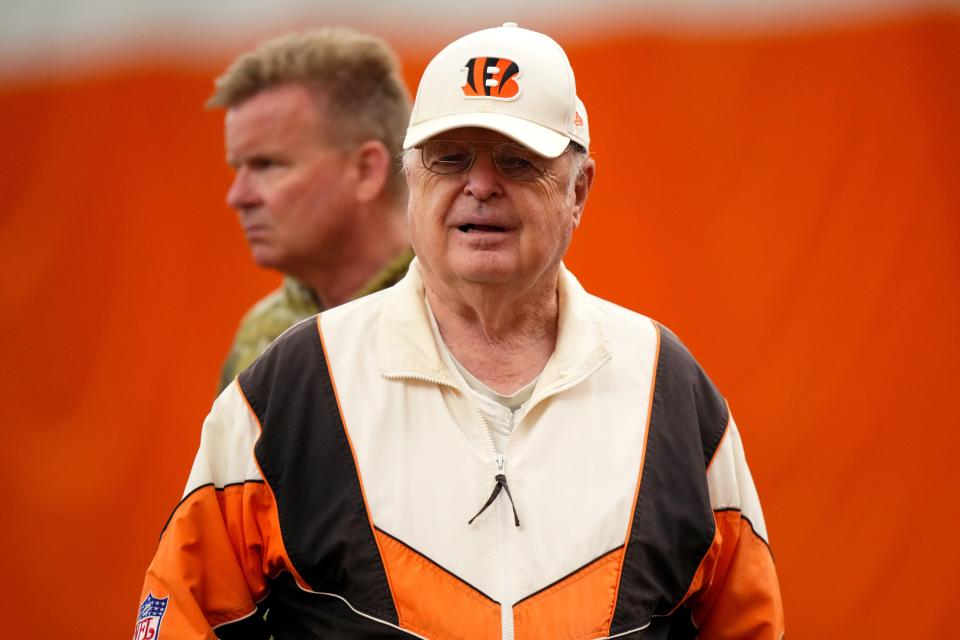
[137,24,784,640]
[210,28,413,392]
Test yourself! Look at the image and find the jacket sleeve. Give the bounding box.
[134,381,285,639]
[682,415,786,639]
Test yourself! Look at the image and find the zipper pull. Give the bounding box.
[496,454,505,471]
[467,472,521,527]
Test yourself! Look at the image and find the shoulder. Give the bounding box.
[219,281,321,386]
[559,266,660,357]
[238,289,389,405]
[353,247,415,298]
[649,322,730,467]
[235,314,327,431]
[591,294,659,336]
[587,292,715,395]
[239,279,319,335]
[585,289,728,463]
[236,291,392,453]
[322,284,390,329]
[240,314,325,383]
[232,282,316,352]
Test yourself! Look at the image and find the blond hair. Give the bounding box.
[208,27,411,200]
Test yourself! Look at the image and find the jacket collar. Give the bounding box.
[377,258,610,391]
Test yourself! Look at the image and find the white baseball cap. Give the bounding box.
[403,22,589,158]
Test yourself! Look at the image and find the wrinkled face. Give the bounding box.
[405,127,592,293]
[225,83,353,274]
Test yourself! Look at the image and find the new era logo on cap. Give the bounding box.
[461,57,521,99]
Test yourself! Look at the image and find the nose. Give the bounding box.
[462,151,503,201]
[226,168,262,211]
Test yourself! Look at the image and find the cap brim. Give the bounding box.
[403,113,570,158]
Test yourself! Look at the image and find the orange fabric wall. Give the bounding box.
[1,11,957,638]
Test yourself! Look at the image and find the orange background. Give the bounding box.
[1,10,958,638]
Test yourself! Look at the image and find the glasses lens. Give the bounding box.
[493,143,548,180]
[421,141,474,175]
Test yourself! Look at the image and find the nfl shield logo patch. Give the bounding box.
[133,593,168,640]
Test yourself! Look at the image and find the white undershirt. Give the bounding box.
[425,297,540,453]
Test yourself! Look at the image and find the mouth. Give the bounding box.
[458,224,508,233]
[242,224,271,240]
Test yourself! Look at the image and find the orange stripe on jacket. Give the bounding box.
[513,548,625,640]
[375,529,500,640]
[139,482,292,636]
[681,510,785,639]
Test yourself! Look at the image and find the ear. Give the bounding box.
[351,140,392,204]
[570,157,595,228]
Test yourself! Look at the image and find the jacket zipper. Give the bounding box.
[384,371,515,640]
[497,427,514,640]
[490,359,609,640]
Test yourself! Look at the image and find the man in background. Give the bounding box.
[208,28,413,391]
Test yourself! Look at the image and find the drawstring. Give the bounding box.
[468,474,520,527]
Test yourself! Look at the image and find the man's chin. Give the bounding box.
[249,247,284,272]
[448,253,519,285]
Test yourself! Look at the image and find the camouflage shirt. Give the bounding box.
[217,249,414,392]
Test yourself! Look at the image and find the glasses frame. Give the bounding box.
[415,139,551,181]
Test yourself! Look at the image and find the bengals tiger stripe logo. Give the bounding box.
[461,57,521,99]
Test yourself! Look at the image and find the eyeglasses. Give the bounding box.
[417,139,551,181]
